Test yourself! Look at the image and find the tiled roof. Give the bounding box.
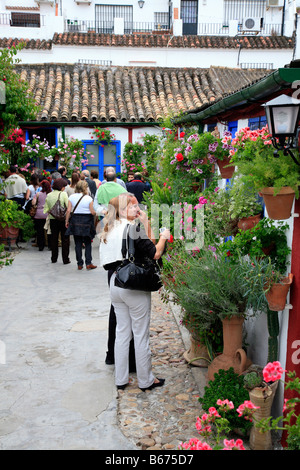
[16,63,270,123]
[0,32,294,50]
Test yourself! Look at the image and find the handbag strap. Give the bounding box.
[121,223,135,260]
[71,194,85,216]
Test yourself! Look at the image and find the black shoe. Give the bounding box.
[140,378,165,392]
[105,357,114,365]
[117,383,128,390]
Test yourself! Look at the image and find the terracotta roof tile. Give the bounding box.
[15,63,270,123]
[0,33,294,51]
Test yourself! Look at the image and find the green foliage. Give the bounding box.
[231,126,300,197]
[243,371,264,391]
[0,43,37,129]
[199,368,252,434]
[0,243,13,267]
[220,218,291,274]
[256,371,300,450]
[52,136,86,174]
[228,178,262,220]
[0,197,34,241]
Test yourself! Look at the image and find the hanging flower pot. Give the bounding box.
[260,187,295,220]
[237,214,261,231]
[216,156,235,179]
[207,316,251,381]
[183,334,210,368]
[249,381,278,450]
[265,273,294,311]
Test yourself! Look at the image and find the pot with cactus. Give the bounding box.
[243,362,283,450]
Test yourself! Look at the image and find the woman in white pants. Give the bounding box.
[99,193,169,391]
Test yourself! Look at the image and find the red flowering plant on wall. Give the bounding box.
[1,127,26,166]
[91,127,116,146]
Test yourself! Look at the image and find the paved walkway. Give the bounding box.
[0,238,207,450]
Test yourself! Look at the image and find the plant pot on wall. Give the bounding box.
[249,380,278,450]
[237,214,261,231]
[265,273,294,311]
[183,334,211,368]
[207,316,251,381]
[216,156,235,179]
[260,187,295,220]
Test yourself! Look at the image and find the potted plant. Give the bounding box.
[242,361,284,450]
[0,197,35,247]
[228,178,263,231]
[230,126,300,220]
[161,243,268,377]
[220,218,291,274]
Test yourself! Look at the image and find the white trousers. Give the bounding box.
[110,273,155,389]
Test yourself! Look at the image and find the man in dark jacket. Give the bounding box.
[126,172,149,203]
[80,169,97,199]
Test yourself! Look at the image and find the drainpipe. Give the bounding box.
[282,0,286,36]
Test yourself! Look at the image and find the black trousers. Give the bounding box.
[34,218,46,250]
[49,219,70,263]
[106,269,136,371]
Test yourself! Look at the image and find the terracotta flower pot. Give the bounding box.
[183,334,210,368]
[249,381,278,450]
[237,214,261,231]
[207,316,251,381]
[265,273,294,311]
[217,156,235,179]
[260,187,295,220]
[0,225,19,246]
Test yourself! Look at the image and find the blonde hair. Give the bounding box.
[75,180,89,195]
[100,192,136,243]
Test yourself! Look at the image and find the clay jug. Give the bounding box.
[183,334,210,368]
[207,316,251,381]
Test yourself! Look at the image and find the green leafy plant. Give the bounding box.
[51,136,86,174]
[0,243,13,267]
[199,368,252,434]
[0,197,35,241]
[228,178,262,220]
[231,126,300,197]
[220,218,291,274]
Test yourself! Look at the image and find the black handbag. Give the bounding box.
[115,224,162,292]
[49,192,67,221]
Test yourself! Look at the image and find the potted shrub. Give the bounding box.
[0,197,35,247]
[231,126,300,219]
[220,218,291,274]
[228,178,263,231]
[161,243,268,377]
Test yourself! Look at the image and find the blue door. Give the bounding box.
[82,140,121,181]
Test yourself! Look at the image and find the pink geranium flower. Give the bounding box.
[263,361,284,382]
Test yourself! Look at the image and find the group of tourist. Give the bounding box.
[2,163,170,393]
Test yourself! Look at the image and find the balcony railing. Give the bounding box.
[65,19,171,34]
[197,22,282,36]
[0,12,45,28]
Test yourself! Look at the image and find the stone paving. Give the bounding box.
[117,292,207,450]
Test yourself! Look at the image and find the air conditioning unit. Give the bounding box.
[242,17,262,32]
[267,0,284,7]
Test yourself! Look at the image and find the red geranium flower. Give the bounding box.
[176,152,184,162]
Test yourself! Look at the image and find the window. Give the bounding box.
[95,4,133,33]
[224,0,266,23]
[248,116,267,130]
[154,12,169,30]
[82,140,121,180]
[11,12,40,28]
